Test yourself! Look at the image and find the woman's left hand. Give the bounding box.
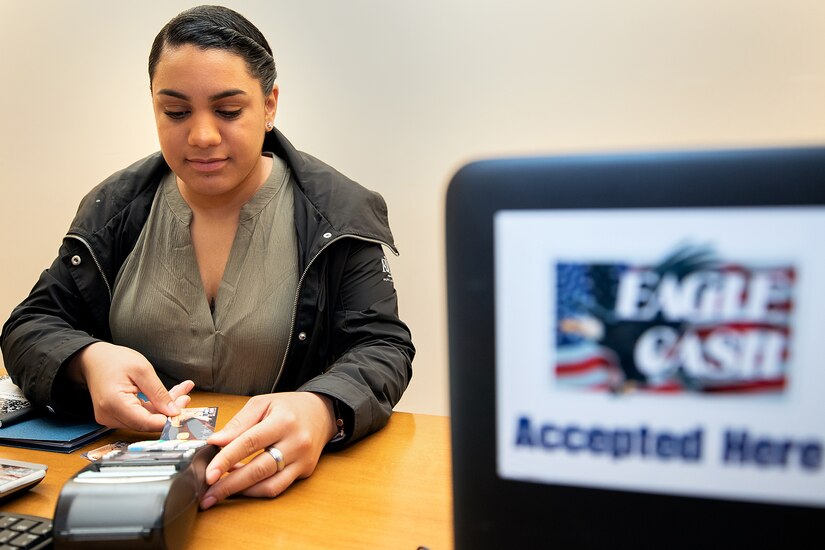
[199,391,337,509]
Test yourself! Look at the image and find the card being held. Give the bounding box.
[161,407,218,441]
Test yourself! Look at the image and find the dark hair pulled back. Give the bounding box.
[148,5,276,95]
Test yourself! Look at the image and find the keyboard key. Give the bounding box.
[0,513,51,550]
[8,520,35,532]
[8,532,40,547]
[26,523,50,537]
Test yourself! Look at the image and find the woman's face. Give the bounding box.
[151,44,277,205]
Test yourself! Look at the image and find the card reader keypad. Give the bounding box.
[71,439,214,483]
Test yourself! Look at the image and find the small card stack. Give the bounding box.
[0,375,33,428]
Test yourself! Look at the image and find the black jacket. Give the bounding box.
[1,129,414,446]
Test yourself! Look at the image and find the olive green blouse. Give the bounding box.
[109,154,298,394]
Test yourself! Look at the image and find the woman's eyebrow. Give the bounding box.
[155,88,247,101]
[209,89,247,101]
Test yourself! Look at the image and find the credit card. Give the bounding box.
[160,407,218,441]
[81,441,131,462]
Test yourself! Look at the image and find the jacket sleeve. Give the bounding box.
[1,239,101,416]
[297,241,414,447]
[1,153,164,416]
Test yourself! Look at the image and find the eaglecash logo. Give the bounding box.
[555,244,794,395]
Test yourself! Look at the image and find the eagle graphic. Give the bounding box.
[557,244,719,393]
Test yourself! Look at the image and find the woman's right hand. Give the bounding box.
[67,341,192,431]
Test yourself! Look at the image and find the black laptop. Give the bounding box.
[446,146,825,548]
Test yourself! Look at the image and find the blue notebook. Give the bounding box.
[0,415,111,453]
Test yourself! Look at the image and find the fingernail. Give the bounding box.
[205,468,219,485]
[201,495,216,510]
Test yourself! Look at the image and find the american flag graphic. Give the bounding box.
[555,262,625,391]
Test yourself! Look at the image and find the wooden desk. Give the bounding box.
[0,392,454,549]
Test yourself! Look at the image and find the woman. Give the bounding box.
[0,5,413,509]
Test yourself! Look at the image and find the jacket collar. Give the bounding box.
[265,129,397,254]
[69,129,396,253]
[66,130,398,289]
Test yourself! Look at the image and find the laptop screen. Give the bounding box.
[446,147,825,548]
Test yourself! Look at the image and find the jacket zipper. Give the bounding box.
[66,234,112,301]
[269,234,397,393]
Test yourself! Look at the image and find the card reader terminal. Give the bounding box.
[53,440,218,549]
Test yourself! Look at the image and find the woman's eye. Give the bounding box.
[217,109,242,120]
[164,110,189,120]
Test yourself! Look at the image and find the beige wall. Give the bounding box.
[1,1,824,416]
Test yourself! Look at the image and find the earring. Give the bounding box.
[266,121,274,131]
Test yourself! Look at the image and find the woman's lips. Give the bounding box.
[187,158,228,172]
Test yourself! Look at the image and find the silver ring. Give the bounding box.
[266,446,285,472]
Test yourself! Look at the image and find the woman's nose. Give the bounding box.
[188,115,221,148]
